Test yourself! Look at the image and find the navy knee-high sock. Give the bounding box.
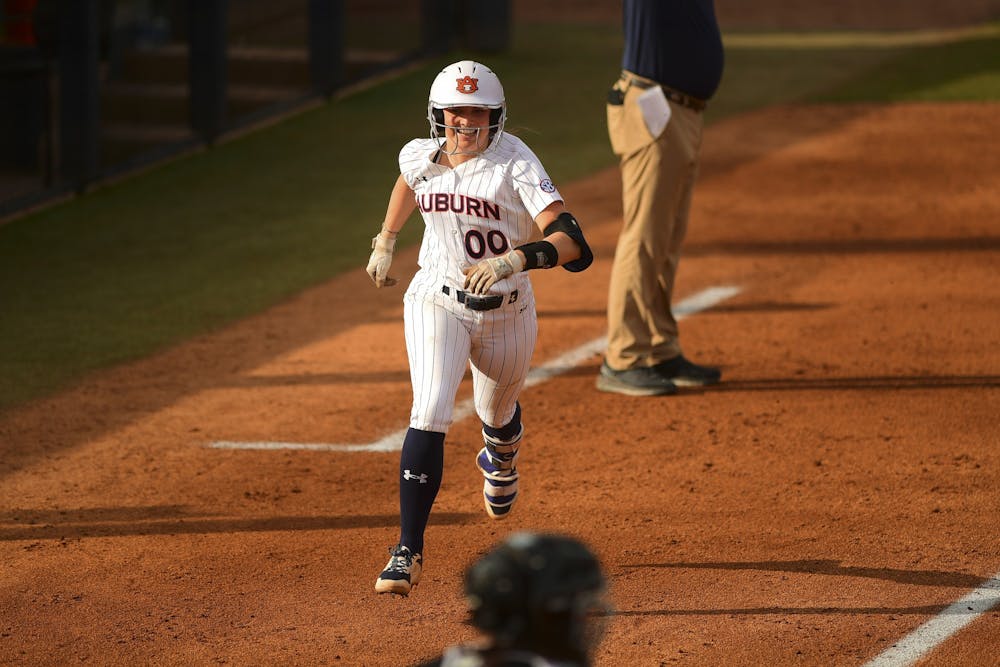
[398,428,444,556]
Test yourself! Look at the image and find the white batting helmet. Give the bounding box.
[427,60,506,151]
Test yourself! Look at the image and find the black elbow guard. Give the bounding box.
[543,212,593,272]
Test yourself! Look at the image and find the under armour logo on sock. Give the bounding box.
[403,469,428,484]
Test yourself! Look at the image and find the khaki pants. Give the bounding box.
[605,72,704,370]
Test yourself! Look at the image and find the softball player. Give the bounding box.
[366,60,593,595]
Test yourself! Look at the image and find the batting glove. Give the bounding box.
[463,250,525,295]
[366,230,398,287]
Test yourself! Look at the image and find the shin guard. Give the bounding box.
[475,425,523,519]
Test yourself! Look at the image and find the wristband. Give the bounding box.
[515,241,559,270]
[372,231,396,252]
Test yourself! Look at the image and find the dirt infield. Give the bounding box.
[2,102,999,665]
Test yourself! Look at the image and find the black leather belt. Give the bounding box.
[442,285,518,311]
[619,72,707,112]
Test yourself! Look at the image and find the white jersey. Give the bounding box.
[398,132,560,434]
[399,133,563,298]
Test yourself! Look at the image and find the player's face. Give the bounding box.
[443,106,492,153]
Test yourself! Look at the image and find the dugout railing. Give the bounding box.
[0,0,511,220]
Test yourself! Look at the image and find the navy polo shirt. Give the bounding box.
[621,0,724,101]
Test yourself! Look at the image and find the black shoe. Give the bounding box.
[653,355,721,387]
[374,544,423,595]
[596,362,678,396]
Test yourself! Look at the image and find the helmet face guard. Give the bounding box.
[427,60,506,155]
[464,532,609,662]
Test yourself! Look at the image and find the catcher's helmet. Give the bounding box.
[427,60,506,152]
[464,532,608,663]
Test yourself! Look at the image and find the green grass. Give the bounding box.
[812,34,1000,102]
[709,46,902,121]
[1,22,997,411]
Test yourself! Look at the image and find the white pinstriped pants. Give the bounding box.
[404,287,537,433]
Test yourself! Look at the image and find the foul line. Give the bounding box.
[208,285,741,453]
[862,574,1000,667]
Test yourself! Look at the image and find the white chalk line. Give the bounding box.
[861,574,1000,667]
[208,285,741,453]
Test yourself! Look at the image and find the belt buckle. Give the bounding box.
[464,293,502,311]
[443,285,515,311]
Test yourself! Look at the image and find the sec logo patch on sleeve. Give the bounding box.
[539,179,556,193]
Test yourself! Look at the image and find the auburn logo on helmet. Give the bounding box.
[456,76,479,94]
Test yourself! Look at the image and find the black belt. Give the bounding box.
[619,72,707,112]
[442,285,519,311]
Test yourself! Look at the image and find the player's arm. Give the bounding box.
[367,175,417,288]
[463,201,594,295]
[527,201,592,271]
